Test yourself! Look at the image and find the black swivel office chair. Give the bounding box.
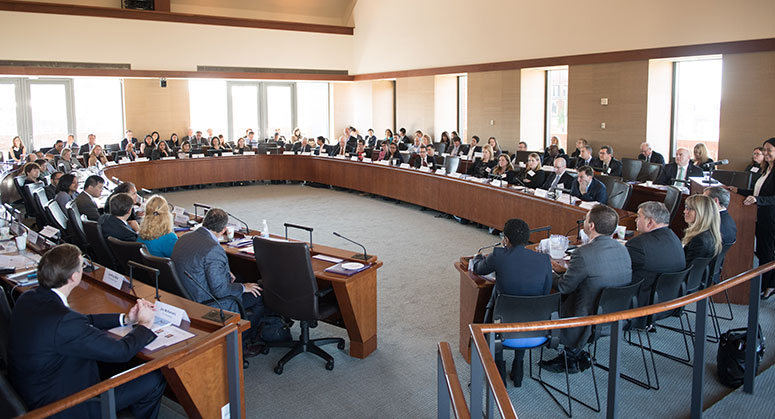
[620,158,642,182]
[82,220,117,270]
[30,186,53,228]
[0,291,11,373]
[595,175,621,195]
[106,237,149,280]
[444,156,461,174]
[252,236,345,374]
[64,201,89,252]
[44,200,69,239]
[0,292,27,417]
[637,162,662,182]
[663,186,682,223]
[607,180,633,210]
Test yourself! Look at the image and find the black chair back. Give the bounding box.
[649,267,692,323]
[637,162,662,182]
[595,175,622,194]
[621,158,642,182]
[64,201,88,250]
[712,170,753,190]
[709,241,735,285]
[252,236,320,321]
[433,142,446,154]
[663,186,682,222]
[139,248,194,299]
[590,280,643,340]
[493,293,561,340]
[44,200,68,233]
[0,291,11,372]
[444,156,461,174]
[607,180,633,210]
[105,143,120,152]
[18,181,38,218]
[106,237,148,279]
[28,185,50,227]
[0,373,26,418]
[685,256,713,293]
[82,220,117,270]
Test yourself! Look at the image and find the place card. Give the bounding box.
[399,163,410,169]
[27,230,39,244]
[102,268,127,290]
[162,156,175,160]
[300,152,311,156]
[534,188,548,198]
[335,155,346,160]
[153,300,190,326]
[377,160,390,166]
[474,152,483,159]
[363,158,372,163]
[136,157,150,162]
[435,169,446,175]
[174,214,189,225]
[243,151,256,156]
[222,152,234,157]
[283,151,294,155]
[351,156,359,161]
[105,161,117,167]
[419,166,431,173]
[448,172,462,178]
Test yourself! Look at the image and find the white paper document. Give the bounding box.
[153,301,190,326]
[312,254,344,263]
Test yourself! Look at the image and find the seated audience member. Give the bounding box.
[438,131,450,152]
[8,244,165,418]
[332,136,348,157]
[472,218,552,385]
[382,129,394,146]
[233,137,251,154]
[383,142,402,165]
[120,130,138,151]
[244,131,257,147]
[682,194,722,267]
[191,130,208,147]
[412,130,423,146]
[692,143,714,171]
[57,148,82,173]
[491,153,516,184]
[140,135,155,156]
[544,136,566,156]
[137,195,178,258]
[79,133,98,155]
[412,145,436,170]
[87,145,108,167]
[397,128,409,144]
[366,128,377,148]
[290,135,305,152]
[746,146,764,182]
[466,136,482,160]
[426,144,441,165]
[55,173,78,213]
[304,137,315,152]
[626,201,686,306]
[9,135,26,161]
[52,140,65,155]
[177,141,192,158]
[65,134,79,150]
[542,204,631,373]
[487,137,502,158]
[99,193,138,242]
[75,175,104,221]
[150,131,161,145]
[124,142,139,161]
[656,147,703,186]
[35,158,53,178]
[571,166,608,204]
[704,186,737,246]
[151,140,171,160]
[598,145,622,176]
[570,138,588,158]
[520,153,546,187]
[23,162,42,185]
[377,141,390,161]
[638,141,665,165]
[167,133,180,150]
[44,171,63,200]
[542,144,562,166]
[517,141,528,152]
[314,136,329,156]
[291,127,302,145]
[180,127,193,144]
[468,145,497,178]
[540,157,574,192]
[172,208,265,356]
[448,136,464,157]
[104,181,140,232]
[573,145,601,169]
[421,134,432,148]
[354,139,367,161]
[407,134,423,154]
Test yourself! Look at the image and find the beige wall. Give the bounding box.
[719,51,775,171]
[567,61,649,161]
[433,75,457,142]
[123,78,191,139]
[396,76,435,139]
[371,81,395,137]
[466,70,520,150]
[332,80,394,143]
[519,69,545,150]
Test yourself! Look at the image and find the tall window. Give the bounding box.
[188,79,228,138]
[0,80,20,154]
[546,68,568,151]
[265,83,294,139]
[673,58,723,159]
[74,78,124,144]
[297,82,329,138]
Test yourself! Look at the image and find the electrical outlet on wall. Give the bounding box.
[601,122,606,129]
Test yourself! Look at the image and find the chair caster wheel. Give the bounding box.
[274,365,284,375]
[243,360,250,369]
[337,341,345,350]
[326,360,334,371]
[260,347,270,355]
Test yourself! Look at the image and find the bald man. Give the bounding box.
[638,142,665,165]
[656,147,703,186]
[540,157,575,192]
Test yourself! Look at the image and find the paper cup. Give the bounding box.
[15,234,26,251]
[616,225,626,240]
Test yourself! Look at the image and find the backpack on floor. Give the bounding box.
[716,326,765,388]
[259,316,293,342]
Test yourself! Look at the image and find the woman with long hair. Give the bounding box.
[138,195,178,257]
[742,138,775,298]
[87,145,108,167]
[57,148,82,173]
[151,140,171,160]
[682,194,722,266]
[492,153,516,184]
[692,143,714,171]
[9,136,26,160]
[520,153,546,187]
[168,133,180,150]
[141,135,155,156]
[469,145,497,178]
[55,173,78,213]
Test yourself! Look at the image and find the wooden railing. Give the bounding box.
[437,342,471,419]
[457,261,775,419]
[18,322,240,419]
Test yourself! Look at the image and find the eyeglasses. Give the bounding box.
[684,206,695,211]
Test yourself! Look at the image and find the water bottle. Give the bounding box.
[261,219,269,238]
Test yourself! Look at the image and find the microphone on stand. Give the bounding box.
[82,252,97,273]
[226,211,250,235]
[333,232,370,262]
[706,159,729,167]
[477,242,501,254]
[284,223,314,249]
[185,271,232,324]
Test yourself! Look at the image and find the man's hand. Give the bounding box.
[128,299,155,329]
[744,195,757,206]
[551,260,567,274]
[230,272,236,283]
[243,283,262,297]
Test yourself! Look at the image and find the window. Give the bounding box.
[0,81,20,155]
[458,75,468,140]
[74,78,124,145]
[296,82,329,139]
[672,58,723,159]
[188,79,228,139]
[265,83,294,139]
[228,83,260,141]
[28,80,73,150]
[546,68,568,151]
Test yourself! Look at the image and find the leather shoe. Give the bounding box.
[538,354,569,373]
[243,341,265,359]
[577,352,592,372]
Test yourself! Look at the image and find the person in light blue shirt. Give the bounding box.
[138,195,178,258]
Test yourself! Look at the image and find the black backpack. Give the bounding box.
[717,326,765,388]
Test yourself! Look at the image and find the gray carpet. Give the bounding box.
[154,183,775,418]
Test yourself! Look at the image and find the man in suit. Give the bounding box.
[412,145,436,170]
[598,145,623,176]
[99,193,139,242]
[638,142,666,165]
[626,201,686,306]
[541,204,632,373]
[245,131,258,147]
[541,157,575,192]
[466,136,483,160]
[571,166,608,204]
[314,136,329,155]
[44,170,62,200]
[397,128,409,144]
[103,181,140,232]
[51,140,65,155]
[656,147,703,186]
[79,133,98,154]
[570,138,588,158]
[171,208,265,355]
[120,130,138,151]
[74,175,104,221]
[449,136,464,157]
[703,186,737,246]
[331,136,347,157]
[181,128,194,144]
[65,134,79,150]
[347,126,362,152]
[573,145,601,169]
[8,244,165,418]
[191,131,208,147]
[366,129,378,148]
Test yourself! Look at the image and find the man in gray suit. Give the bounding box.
[541,204,632,373]
[172,208,264,356]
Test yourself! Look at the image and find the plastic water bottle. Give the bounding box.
[262,219,269,238]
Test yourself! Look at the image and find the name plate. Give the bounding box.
[118,158,131,164]
[419,166,431,173]
[519,162,526,168]
[541,165,555,172]
[491,179,504,187]
[162,156,176,160]
[534,188,548,198]
[27,230,39,244]
[172,206,185,216]
[103,268,126,290]
[283,151,294,155]
[222,152,234,157]
[136,157,149,162]
[174,213,189,225]
[441,153,450,157]
[448,172,462,178]
[192,154,205,158]
[435,168,446,175]
[335,155,346,160]
[243,151,255,156]
[399,163,411,169]
[351,156,359,161]
[363,158,372,163]
[377,160,390,166]
[105,161,117,167]
[301,152,311,156]
[154,301,190,326]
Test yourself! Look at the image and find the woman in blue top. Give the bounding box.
[138,195,178,258]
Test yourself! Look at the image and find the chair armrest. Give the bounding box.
[201,296,246,318]
[316,287,334,298]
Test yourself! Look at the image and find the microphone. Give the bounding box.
[184,271,232,324]
[606,187,627,203]
[706,159,729,167]
[226,211,250,235]
[140,188,153,196]
[564,219,585,238]
[82,252,97,273]
[193,202,211,219]
[111,176,122,184]
[333,231,370,262]
[477,242,501,254]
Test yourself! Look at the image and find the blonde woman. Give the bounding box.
[682,194,721,267]
[520,152,546,187]
[469,145,496,178]
[492,153,516,183]
[692,143,714,171]
[87,145,108,167]
[138,195,178,257]
[57,148,82,173]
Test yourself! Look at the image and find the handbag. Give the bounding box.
[716,326,765,388]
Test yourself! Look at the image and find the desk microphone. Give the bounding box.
[607,187,627,203]
[564,219,585,239]
[226,211,250,235]
[477,242,501,254]
[184,271,232,324]
[129,261,160,300]
[82,252,97,273]
[333,232,370,262]
[706,159,729,167]
[111,176,122,184]
[284,223,313,248]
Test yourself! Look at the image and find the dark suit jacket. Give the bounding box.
[330,144,346,157]
[366,135,377,147]
[719,210,737,246]
[98,214,138,242]
[639,151,665,165]
[742,169,775,254]
[74,192,100,221]
[541,171,575,191]
[8,287,155,418]
[598,158,623,177]
[571,177,608,204]
[573,156,601,170]
[684,229,717,267]
[555,235,632,348]
[413,155,436,170]
[626,227,686,306]
[521,168,546,188]
[474,246,552,297]
[78,144,95,155]
[656,163,703,185]
[171,227,243,313]
[120,137,138,150]
[150,149,171,160]
[44,183,57,201]
[468,159,496,178]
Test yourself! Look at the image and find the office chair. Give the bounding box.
[607,180,633,210]
[64,201,89,252]
[637,162,662,182]
[620,158,642,182]
[44,200,69,238]
[444,156,461,174]
[29,185,52,228]
[0,292,27,417]
[252,236,345,374]
[82,220,118,270]
[106,237,149,280]
[663,186,682,223]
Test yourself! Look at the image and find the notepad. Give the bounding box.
[312,254,344,263]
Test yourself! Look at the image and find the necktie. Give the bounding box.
[675,166,685,187]
[549,173,560,191]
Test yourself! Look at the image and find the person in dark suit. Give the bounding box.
[331,137,348,157]
[74,175,104,221]
[544,136,566,157]
[597,145,623,176]
[540,157,575,192]
[180,128,194,144]
[171,208,265,356]
[542,144,567,166]
[682,194,722,267]
[465,136,483,161]
[638,142,665,165]
[120,130,138,151]
[571,166,608,204]
[742,137,775,298]
[520,153,546,188]
[626,201,686,306]
[314,136,330,156]
[78,133,98,155]
[541,205,632,373]
[491,153,517,184]
[99,193,139,242]
[656,147,703,186]
[570,138,588,159]
[150,140,172,160]
[468,145,497,178]
[473,218,552,385]
[448,136,464,157]
[365,129,378,148]
[573,145,601,169]
[44,171,62,200]
[703,186,737,246]
[382,142,402,165]
[8,244,164,418]
[412,145,436,170]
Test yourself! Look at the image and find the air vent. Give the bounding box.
[198,66,348,76]
[0,60,131,70]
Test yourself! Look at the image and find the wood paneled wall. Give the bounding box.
[123,78,190,140]
[466,70,520,150]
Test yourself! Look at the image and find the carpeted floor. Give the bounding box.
[155,183,775,418]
